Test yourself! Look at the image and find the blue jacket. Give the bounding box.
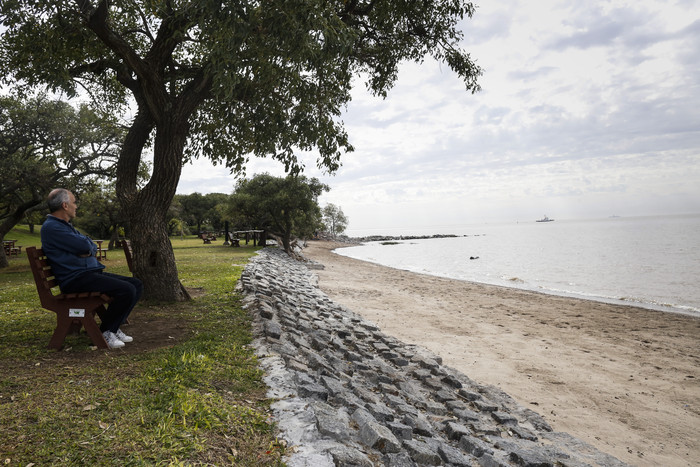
[40,215,105,286]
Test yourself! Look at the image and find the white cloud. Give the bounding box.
[178,0,700,235]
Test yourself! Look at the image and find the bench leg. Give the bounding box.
[48,316,74,350]
[83,312,109,349]
[49,312,109,350]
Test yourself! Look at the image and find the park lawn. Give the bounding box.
[0,226,285,466]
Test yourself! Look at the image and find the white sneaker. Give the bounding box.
[102,331,125,349]
[115,328,133,343]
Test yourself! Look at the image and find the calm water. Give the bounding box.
[337,214,700,317]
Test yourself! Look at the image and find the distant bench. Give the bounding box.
[199,232,216,245]
[3,240,22,258]
[26,246,111,350]
[226,232,240,247]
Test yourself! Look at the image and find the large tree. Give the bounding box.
[229,174,328,254]
[0,95,121,268]
[0,1,481,300]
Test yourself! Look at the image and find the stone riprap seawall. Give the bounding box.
[238,248,628,467]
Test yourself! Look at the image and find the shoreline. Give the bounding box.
[335,240,700,318]
[303,240,700,467]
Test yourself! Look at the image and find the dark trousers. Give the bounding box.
[62,271,143,333]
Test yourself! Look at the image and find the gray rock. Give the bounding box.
[478,452,512,467]
[441,374,463,388]
[444,421,471,440]
[424,400,448,416]
[387,421,413,440]
[473,399,499,412]
[454,407,480,422]
[359,420,402,453]
[264,320,282,339]
[313,402,351,440]
[458,388,482,401]
[327,445,373,467]
[382,452,418,467]
[434,389,458,403]
[351,407,376,426]
[508,449,556,467]
[470,420,502,436]
[511,425,538,441]
[491,411,518,426]
[459,435,494,457]
[438,442,474,466]
[446,399,468,411]
[366,401,395,422]
[298,382,328,401]
[335,390,367,410]
[402,438,442,465]
[321,374,348,397]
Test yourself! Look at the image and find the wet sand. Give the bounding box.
[303,241,700,467]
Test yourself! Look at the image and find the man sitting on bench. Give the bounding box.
[41,188,143,349]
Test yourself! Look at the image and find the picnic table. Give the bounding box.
[94,240,107,260]
[3,240,22,257]
[231,230,265,246]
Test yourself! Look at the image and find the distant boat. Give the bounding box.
[536,215,554,223]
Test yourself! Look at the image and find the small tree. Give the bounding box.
[322,204,349,237]
[229,174,328,255]
[0,95,121,267]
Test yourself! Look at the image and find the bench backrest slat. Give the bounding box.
[26,246,60,307]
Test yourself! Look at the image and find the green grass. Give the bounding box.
[0,227,285,466]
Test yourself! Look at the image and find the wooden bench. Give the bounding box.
[226,232,240,247]
[26,246,111,350]
[200,232,217,244]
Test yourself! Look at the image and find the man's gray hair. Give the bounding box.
[47,188,71,212]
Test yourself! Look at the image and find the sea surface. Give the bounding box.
[336,214,700,317]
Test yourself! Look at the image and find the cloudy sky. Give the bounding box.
[178,0,700,236]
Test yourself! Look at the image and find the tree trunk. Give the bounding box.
[282,232,292,254]
[129,204,186,301]
[116,109,189,301]
[108,225,120,250]
[0,198,41,268]
[0,245,7,269]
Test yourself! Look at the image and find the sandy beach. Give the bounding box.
[303,241,700,467]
